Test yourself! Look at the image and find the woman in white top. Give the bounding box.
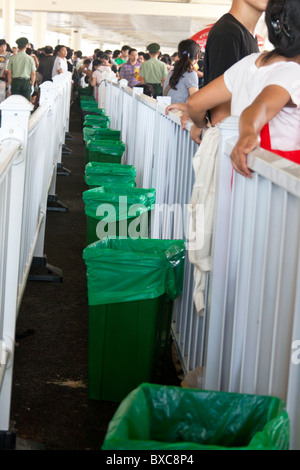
[89,57,115,101]
[168,0,300,178]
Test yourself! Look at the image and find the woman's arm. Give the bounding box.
[230,85,292,178]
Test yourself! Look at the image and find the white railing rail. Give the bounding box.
[103,81,300,449]
[0,72,72,438]
[0,139,25,434]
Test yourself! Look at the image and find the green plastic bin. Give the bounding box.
[82,186,155,245]
[83,238,186,402]
[102,383,290,450]
[83,127,121,143]
[85,139,125,164]
[83,114,110,129]
[84,162,136,188]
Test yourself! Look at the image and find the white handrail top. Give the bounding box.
[0,140,22,181]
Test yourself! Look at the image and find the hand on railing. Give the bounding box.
[230,133,258,179]
[165,102,192,130]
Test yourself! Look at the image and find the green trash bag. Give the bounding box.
[85,139,125,164]
[78,88,93,96]
[82,237,186,305]
[83,114,110,129]
[83,127,121,142]
[101,383,290,450]
[84,162,136,188]
[80,100,98,108]
[82,107,106,116]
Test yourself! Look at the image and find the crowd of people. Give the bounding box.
[0,37,205,105]
[0,0,299,174]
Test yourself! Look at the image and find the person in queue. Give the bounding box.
[7,37,36,102]
[163,39,200,103]
[184,0,300,178]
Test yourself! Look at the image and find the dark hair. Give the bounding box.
[169,39,200,90]
[26,48,32,55]
[144,53,150,60]
[83,58,91,65]
[121,45,130,52]
[92,59,101,70]
[66,48,73,60]
[75,50,82,58]
[160,54,171,66]
[129,48,137,55]
[264,0,300,59]
[0,39,6,46]
[44,45,53,55]
[97,52,109,61]
[113,49,121,58]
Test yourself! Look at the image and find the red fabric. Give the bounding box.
[260,124,300,164]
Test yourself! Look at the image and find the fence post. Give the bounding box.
[0,95,33,447]
[39,80,68,213]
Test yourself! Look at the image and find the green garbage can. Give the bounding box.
[101,383,290,450]
[85,139,125,164]
[83,238,186,402]
[83,114,110,129]
[84,162,136,188]
[82,186,155,245]
[83,127,121,143]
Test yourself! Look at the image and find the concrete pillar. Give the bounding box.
[32,12,48,49]
[70,28,82,52]
[2,0,15,45]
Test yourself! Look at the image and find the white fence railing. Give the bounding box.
[103,81,300,449]
[0,72,72,443]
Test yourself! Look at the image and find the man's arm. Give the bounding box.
[30,71,36,86]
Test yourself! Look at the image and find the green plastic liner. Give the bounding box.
[102,383,290,450]
[83,186,155,220]
[84,162,136,188]
[81,107,106,116]
[83,127,121,142]
[83,115,110,129]
[85,139,125,164]
[80,100,98,109]
[83,237,186,305]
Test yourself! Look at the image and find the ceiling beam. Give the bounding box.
[2,0,230,19]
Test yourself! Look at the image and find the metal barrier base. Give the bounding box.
[57,162,71,176]
[47,194,68,213]
[65,132,76,142]
[0,424,16,450]
[28,256,63,283]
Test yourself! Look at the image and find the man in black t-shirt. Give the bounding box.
[202,0,267,126]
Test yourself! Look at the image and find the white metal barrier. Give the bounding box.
[104,81,204,374]
[0,72,72,442]
[103,82,300,449]
[206,116,300,450]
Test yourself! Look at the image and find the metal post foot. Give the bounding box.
[62,144,72,155]
[65,132,76,142]
[28,256,63,283]
[57,163,71,176]
[47,195,68,212]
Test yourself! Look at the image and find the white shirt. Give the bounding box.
[52,56,68,78]
[224,53,300,150]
